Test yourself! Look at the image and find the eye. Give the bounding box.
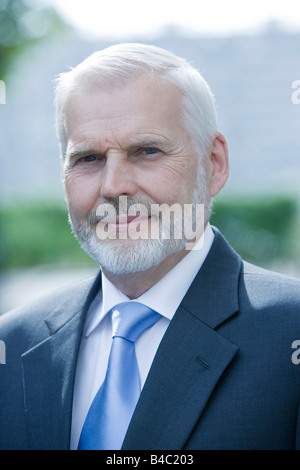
[142,148,159,155]
[81,155,97,162]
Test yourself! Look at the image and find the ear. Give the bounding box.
[206,131,229,197]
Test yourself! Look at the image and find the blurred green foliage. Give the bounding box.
[0,202,96,268]
[0,0,71,270]
[0,0,69,78]
[0,196,299,270]
[211,195,299,264]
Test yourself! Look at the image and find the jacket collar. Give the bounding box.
[181,226,241,329]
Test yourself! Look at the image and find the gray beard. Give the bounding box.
[71,220,189,275]
[68,168,211,275]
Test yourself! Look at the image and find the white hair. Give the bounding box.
[54,43,217,160]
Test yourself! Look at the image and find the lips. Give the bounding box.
[116,214,140,225]
[104,214,150,230]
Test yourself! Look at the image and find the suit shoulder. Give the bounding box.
[242,261,300,287]
[0,273,99,339]
[240,260,300,309]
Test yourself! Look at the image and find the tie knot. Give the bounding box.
[110,302,160,342]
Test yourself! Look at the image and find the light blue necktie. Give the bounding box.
[77,302,160,450]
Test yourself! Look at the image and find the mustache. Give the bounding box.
[87,197,153,225]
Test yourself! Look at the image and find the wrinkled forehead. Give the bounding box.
[65,65,173,106]
[64,73,186,141]
[65,68,183,109]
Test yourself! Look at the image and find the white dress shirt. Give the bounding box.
[70,223,214,449]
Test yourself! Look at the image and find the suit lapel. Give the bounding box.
[21,272,101,450]
[123,229,242,450]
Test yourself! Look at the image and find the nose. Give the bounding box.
[100,155,138,199]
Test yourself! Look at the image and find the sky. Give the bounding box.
[48,0,300,40]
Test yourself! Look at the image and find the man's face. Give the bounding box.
[63,74,210,274]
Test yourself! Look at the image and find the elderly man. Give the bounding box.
[0,43,299,450]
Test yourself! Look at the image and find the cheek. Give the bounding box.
[64,172,100,218]
[144,160,197,204]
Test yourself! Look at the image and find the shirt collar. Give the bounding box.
[84,223,214,337]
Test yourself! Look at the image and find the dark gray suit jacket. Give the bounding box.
[0,228,299,450]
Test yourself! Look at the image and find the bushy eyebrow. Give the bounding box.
[132,138,165,147]
[128,138,169,152]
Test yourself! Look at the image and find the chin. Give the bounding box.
[81,236,186,275]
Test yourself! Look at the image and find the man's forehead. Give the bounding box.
[64,76,184,148]
[66,73,183,115]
